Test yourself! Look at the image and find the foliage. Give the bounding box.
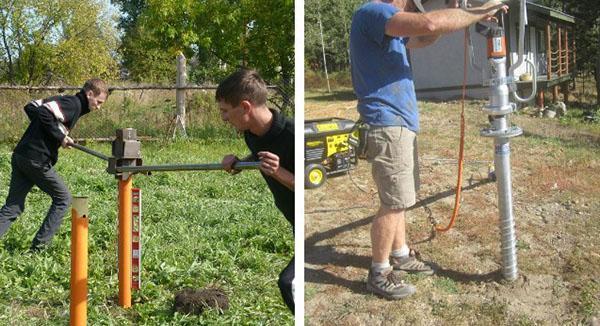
[558,102,600,130]
[0,140,294,324]
[113,0,294,85]
[564,0,600,104]
[304,0,363,73]
[117,23,178,83]
[525,0,600,103]
[305,69,353,90]
[190,0,295,84]
[536,0,599,72]
[0,0,119,85]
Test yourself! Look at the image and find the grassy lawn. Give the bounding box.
[0,139,294,324]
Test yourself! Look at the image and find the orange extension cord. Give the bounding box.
[435,28,469,232]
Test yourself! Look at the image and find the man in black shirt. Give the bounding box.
[0,79,109,251]
[218,69,295,313]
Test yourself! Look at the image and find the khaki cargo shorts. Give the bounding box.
[366,126,420,210]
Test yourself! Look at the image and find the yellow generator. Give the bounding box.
[304,118,358,188]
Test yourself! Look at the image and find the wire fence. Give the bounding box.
[0,83,293,143]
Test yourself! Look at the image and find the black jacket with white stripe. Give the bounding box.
[14,90,90,165]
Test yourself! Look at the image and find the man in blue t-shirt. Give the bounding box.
[350,0,508,300]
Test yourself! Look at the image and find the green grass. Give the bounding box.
[558,104,600,129]
[432,277,459,294]
[304,284,318,301]
[516,239,531,250]
[578,280,600,318]
[0,139,294,325]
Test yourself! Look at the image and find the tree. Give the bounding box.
[538,0,600,104]
[305,0,363,73]
[114,0,294,84]
[566,0,600,105]
[0,0,119,85]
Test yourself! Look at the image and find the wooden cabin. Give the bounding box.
[410,0,575,107]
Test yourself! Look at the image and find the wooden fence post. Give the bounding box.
[175,52,188,138]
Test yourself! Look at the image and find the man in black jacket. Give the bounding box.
[0,78,109,251]
[218,69,295,313]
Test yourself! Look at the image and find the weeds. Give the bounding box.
[516,239,531,250]
[433,277,459,294]
[0,141,293,324]
[577,280,600,318]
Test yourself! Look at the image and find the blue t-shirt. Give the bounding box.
[350,2,419,132]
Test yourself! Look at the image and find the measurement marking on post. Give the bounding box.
[132,188,142,290]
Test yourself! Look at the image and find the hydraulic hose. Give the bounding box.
[435,27,468,232]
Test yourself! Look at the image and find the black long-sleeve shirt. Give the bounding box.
[244,109,295,227]
[14,90,90,165]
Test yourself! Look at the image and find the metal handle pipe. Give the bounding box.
[494,138,519,281]
[508,0,537,103]
[481,18,521,281]
[70,143,110,161]
[512,58,537,103]
[507,0,528,76]
[115,161,261,173]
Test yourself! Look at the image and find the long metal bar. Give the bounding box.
[69,142,260,174]
[487,56,519,282]
[481,21,521,281]
[494,138,518,280]
[115,161,261,173]
[71,143,110,161]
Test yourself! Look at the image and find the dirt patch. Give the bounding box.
[304,96,600,324]
[173,287,229,315]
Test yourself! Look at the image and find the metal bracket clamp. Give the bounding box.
[107,158,144,174]
[480,125,523,138]
[110,128,143,180]
[482,102,516,115]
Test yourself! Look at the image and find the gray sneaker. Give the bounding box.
[390,249,435,276]
[366,267,416,300]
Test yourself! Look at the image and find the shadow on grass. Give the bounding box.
[305,265,370,296]
[305,177,496,293]
[435,267,503,283]
[305,90,357,102]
